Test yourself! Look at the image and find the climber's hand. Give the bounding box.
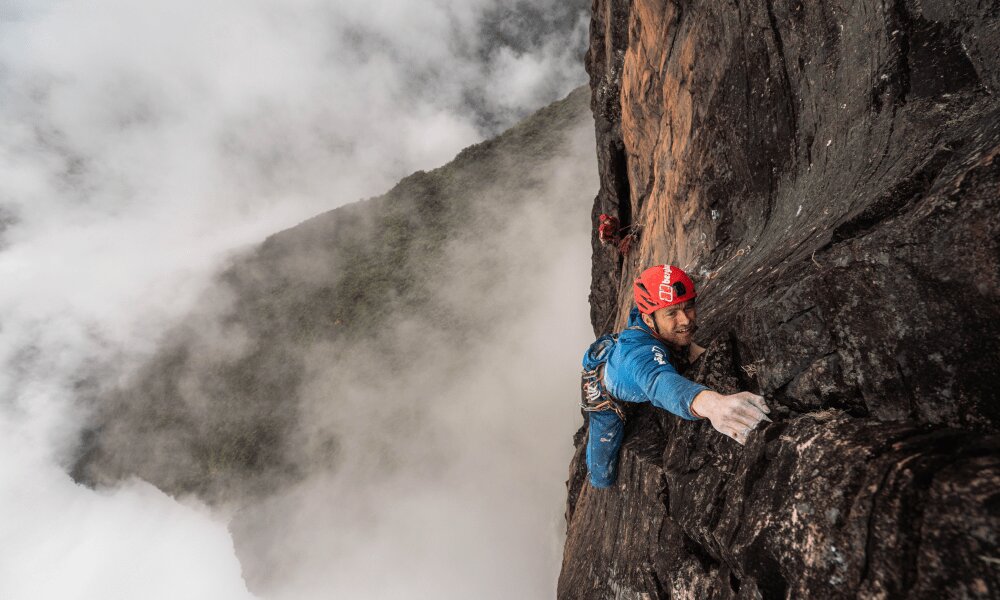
[690,390,770,445]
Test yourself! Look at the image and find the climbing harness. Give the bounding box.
[578,326,644,422]
[580,363,626,422]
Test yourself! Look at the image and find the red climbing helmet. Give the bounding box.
[633,264,696,314]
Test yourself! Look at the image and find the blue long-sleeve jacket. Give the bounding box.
[584,307,708,488]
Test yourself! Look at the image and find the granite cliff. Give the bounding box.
[560,1,1000,598]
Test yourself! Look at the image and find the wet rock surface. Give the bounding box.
[562,0,1000,597]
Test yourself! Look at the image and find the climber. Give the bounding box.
[580,264,770,488]
[597,213,620,245]
[597,213,639,256]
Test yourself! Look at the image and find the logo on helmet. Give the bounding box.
[658,265,674,303]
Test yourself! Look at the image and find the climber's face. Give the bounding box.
[644,299,698,350]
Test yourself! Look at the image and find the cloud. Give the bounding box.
[0,451,255,599]
[229,122,598,598]
[0,0,590,597]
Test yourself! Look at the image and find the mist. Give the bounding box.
[226,122,597,597]
[1,0,592,598]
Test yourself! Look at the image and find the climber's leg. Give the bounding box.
[585,410,625,488]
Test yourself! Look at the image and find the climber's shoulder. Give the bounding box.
[609,327,673,376]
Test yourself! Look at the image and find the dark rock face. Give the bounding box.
[562,0,1000,597]
[586,0,635,335]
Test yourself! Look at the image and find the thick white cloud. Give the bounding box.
[0,0,589,597]
[0,452,255,599]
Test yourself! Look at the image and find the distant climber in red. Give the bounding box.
[598,213,638,256]
[597,213,620,245]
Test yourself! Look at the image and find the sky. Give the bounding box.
[0,0,591,597]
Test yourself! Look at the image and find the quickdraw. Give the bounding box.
[580,364,626,422]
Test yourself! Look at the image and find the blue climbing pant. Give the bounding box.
[586,409,625,488]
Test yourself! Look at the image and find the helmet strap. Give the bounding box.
[645,311,690,353]
[643,312,663,338]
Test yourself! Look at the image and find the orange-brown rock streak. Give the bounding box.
[616,1,740,326]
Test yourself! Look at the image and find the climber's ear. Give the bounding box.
[640,312,655,329]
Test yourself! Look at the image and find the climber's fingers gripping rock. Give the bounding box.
[725,392,771,444]
[692,390,771,445]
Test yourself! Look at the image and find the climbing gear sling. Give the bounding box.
[580,334,625,420]
[581,363,626,421]
[579,327,643,422]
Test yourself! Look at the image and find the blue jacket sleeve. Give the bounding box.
[621,343,709,420]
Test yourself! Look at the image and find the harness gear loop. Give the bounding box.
[580,364,626,422]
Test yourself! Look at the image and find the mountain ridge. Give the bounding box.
[72,85,595,504]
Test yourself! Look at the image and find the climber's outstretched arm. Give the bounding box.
[618,342,708,420]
